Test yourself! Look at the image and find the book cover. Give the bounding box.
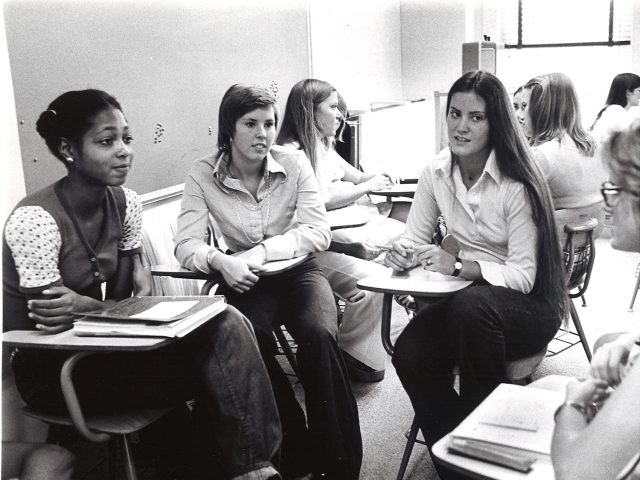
[73,296,227,338]
[74,295,225,323]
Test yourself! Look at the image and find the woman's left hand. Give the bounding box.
[415,244,455,275]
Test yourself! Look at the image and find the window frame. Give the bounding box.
[505,0,631,49]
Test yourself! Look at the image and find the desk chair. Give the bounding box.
[563,218,598,361]
[3,332,174,480]
[140,221,299,375]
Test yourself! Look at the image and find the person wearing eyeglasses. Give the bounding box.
[551,120,640,480]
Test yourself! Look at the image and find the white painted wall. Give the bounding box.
[308,0,404,111]
[1,4,48,444]
[400,0,467,101]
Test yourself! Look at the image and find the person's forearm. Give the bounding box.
[325,183,371,210]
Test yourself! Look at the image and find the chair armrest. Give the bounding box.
[564,218,598,234]
[149,264,221,295]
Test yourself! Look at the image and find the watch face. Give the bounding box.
[455,261,463,269]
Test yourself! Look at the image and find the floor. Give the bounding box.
[68,238,640,479]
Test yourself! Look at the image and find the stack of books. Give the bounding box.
[73,295,227,338]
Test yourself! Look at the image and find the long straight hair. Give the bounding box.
[276,78,336,171]
[447,70,568,320]
[591,73,640,130]
[525,73,596,156]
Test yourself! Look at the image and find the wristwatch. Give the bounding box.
[452,256,463,277]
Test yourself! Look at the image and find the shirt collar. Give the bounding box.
[212,150,286,180]
[435,148,502,185]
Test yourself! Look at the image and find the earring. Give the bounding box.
[65,156,74,163]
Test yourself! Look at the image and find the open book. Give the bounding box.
[451,383,565,456]
[73,295,227,338]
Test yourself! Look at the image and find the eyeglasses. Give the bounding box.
[601,181,622,208]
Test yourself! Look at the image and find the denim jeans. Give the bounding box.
[12,306,281,480]
[392,285,560,480]
[218,257,363,480]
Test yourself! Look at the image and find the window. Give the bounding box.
[500,0,632,48]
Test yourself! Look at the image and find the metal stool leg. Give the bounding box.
[274,326,298,376]
[396,416,420,480]
[629,266,640,312]
[121,434,138,480]
[570,301,592,361]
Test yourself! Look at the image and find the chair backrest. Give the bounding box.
[562,217,598,297]
[140,200,203,296]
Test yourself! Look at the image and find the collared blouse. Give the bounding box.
[403,148,538,294]
[174,147,331,273]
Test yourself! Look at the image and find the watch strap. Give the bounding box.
[452,256,462,277]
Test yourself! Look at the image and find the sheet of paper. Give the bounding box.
[129,300,198,320]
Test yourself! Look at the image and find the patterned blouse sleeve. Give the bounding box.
[4,206,62,292]
[119,187,143,255]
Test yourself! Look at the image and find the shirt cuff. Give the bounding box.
[261,236,292,262]
[476,260,507,288]
[193,245,216,273]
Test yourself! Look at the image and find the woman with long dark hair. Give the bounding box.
[386,70,567,480]
[590,72,640,142]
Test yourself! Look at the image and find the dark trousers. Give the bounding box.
[12,307,281,480]
[218,257,363,480]
[392,285,560,480]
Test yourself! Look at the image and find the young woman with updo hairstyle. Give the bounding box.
[3,89,282,480]
[385,71,567,480]
[590,72,640,143]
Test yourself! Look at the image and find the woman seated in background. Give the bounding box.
[522,72,607,241]
[274,78,405,382]
[385,70,567,480]
[512,85,525,128]
[174,84,362,480]
[590,72,640,143]
[3,89,282,480]
[552,120,640,480]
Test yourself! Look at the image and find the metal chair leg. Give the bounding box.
[274,326,299,376]
[570,300,592,361]
[580,294,587,307]
[121,434,138,480]
[629,266,640,312]
[396,416,420,480]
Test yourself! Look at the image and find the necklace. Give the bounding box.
[231,171,271,244]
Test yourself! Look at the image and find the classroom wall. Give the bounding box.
[400,0,467,101]
[308,0,404,111]
[4,0,311,196]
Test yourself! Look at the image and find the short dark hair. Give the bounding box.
[217,84,279,152]
[36,89,123,164]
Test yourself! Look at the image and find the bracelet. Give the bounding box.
[553,402,588,423]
